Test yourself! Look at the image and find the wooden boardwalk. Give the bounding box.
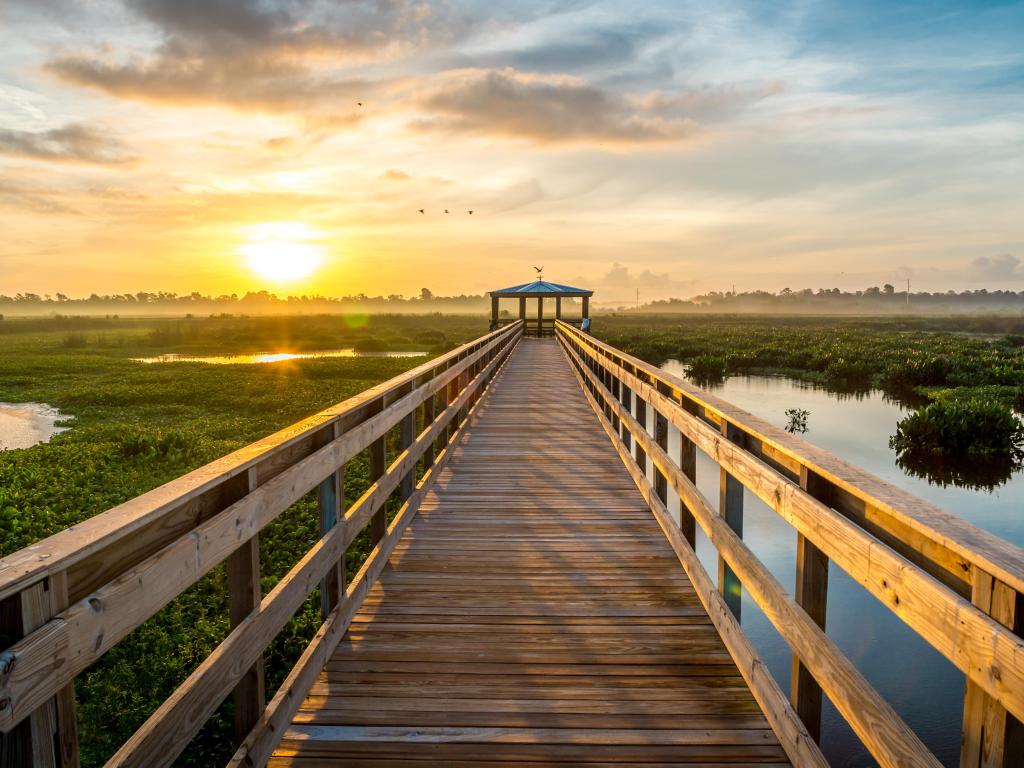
[271,339,787,766]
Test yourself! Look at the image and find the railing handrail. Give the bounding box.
[556,319,1024,768]
[0,322,522,605]
[556,319,1024,596]
[0,321,523,767]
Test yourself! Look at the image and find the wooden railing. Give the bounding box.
[556,320,1024,768]
[0,321,522,768]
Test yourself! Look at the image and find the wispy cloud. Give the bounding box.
[46,0,456,111]
[413,68,699,145]
[0,123,134,164]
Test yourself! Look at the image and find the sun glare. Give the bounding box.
[240,222,324,282]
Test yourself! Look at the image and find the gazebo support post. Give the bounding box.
[490,295,499,330]
[537,297,544,337]
[519,297,526,320]
[582,296,590,324]
[555,296,562,320]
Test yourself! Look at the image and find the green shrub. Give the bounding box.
[889,399,1024,459]
[687,354,726,383]
[823,358,872,387]
[353,337,388,353]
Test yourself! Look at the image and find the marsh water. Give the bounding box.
[134,349,427,364]
[0,402,69,450]
[658,363,1024,767]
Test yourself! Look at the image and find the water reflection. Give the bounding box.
[659,363,1022,766]
[134,349,427,364]
[664,360,1020,493]
[895,452,1019,492]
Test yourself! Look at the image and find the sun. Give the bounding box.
[239,222,324,282]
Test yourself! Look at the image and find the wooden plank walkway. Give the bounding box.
[271,338,788,767]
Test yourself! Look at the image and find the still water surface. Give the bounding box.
[659,363,1024,767]
[0,402,69,450]
[134,349,426,364]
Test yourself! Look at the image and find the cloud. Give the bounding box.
[641,81,786,123]
[380,168,412,181]
[0,180,78,214]
[46,0,453,111]
[571,262,698,302]
[414,69,698,145]
[970,253,1023,280]
[0,123,134,164]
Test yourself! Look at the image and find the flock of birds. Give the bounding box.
[357,102,477,217]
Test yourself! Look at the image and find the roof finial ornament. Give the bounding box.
[533,265,544,281]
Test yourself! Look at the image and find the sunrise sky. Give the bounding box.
[1,0,1022,302]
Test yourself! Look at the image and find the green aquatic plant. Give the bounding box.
[687,354,726,383]
[785,407,810,434]
[889,399,1024,460]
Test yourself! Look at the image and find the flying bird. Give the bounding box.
[467,210,473,215]
[444,209,450,214]
[418,209,424,214]
[357,102,363,107]
[533,266,544,274]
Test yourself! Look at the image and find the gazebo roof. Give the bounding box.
[489,280,593,298]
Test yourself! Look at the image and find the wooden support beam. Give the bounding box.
[961,572,1018,768]
[317,432,344,620]
[555,296,562,319]
[654,384,670,505]
[226,468,264,747]
[718,423,744,619]
[791,467,829,743]
[679,431,697,548]
[399,405,416,502]
[368,400,387,544]
[582,295,590,321]
[422,393,436,469]
[518,296,526,319]
[634,396,647,475]
[489,295,499,330]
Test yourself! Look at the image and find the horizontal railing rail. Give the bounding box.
[556,319,1024,768]
[0,321,522,768]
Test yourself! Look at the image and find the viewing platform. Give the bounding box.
[1,320,1023,768]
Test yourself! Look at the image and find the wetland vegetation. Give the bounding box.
[3,310,1024,764]
[0,313,484,766]
[594,314,1024,485]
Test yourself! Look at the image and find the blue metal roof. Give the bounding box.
[490,280,593,296]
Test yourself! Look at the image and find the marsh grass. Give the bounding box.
[0,314,486,766]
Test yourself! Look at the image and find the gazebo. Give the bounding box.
[489,280,593,337]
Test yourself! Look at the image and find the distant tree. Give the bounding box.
[420,288,434,301]
[883,284,895,294]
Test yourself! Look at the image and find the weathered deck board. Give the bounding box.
[272,339,788,767]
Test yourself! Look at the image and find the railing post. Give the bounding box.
[400,389,417,502]
[961,572,1019,767]
[633,373,647,475]
[620,381,632,452]
[423,389,437,470]
[1,575,79,768]
[654,383,670,505]
[610,373,621,436]
[718,420,744,619]
[678,429,697,547]
[369,396,388,544]
[318,423,344,619]
[226,467,265,746]
[791,468,829,743]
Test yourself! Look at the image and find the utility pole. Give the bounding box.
[636,288,639,313]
